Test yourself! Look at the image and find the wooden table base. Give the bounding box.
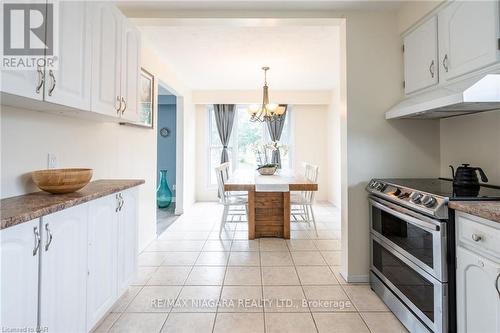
[247,190,290,239]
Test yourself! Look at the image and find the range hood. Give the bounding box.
[386,72,500,119]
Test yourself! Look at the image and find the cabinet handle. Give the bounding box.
[496,273,500,298]
[121,97,127,115]
[471,234,482,242]
[116,194,121,212]
[442,54,449,73]
[429,60,435,78]
[116,96,122,115]
[48,70,56,96]
[119,193,124,211]
[33,226,41,256]
[44,223,53,251]
[36,66,44,94]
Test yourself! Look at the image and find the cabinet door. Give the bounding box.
[456,246,500,333]
[40,205,88,333]
[90,2,122,117]
[117,189,138,292]
[44,1,91,110]
[439,1,500,81]
[120,19,141,122]
[0,219,40,330]
[86,194,119,330]
[403,16,439,94]
[0,2,45,101]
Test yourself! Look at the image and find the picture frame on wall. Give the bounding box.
[138,68,154,128]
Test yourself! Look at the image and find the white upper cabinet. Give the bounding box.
[438,0,500,81]
[456,246,500,333]
[1,2,142,123]
[40,205,88,333]
[0,69,44,101]
[91,3,141,122]
[0,219,40,330]
[0,1,46,101]
[404,16,439,94]
[402,0,500,96]
[44,1,91,111]
[86,194,119,331]
[90,2,123,118]
[120,21,141,122]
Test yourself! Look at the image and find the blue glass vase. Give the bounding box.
[157,170,173,208]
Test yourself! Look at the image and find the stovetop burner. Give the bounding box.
[366,178,500,219]
[380,178,500,201]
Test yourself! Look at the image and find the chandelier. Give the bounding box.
[248,67,286,122]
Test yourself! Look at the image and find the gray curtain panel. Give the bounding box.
[213,104,236,163]
[266,105,288,168]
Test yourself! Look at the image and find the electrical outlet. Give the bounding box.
[47,153,57,169]
[172,184,176,190]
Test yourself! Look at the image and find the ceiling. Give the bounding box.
[118,1,402,15]
[138,23,340,90]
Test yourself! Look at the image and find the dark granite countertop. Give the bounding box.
[449,201,500,224]
[1,179,145,230]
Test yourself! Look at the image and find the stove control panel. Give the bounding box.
[366,179,447,219]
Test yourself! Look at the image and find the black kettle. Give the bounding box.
[449,164,488,187]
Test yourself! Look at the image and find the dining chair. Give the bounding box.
[291,163,319,236]
[215,163,248,236]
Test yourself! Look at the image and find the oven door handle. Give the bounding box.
[369,198,440,232]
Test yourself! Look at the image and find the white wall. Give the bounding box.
[327,92,342,207]
[341,10,441,281]
[397,0,443,33]
[397,1,500,187]
[0,106,158,252]
[0,42,196,252]
[440,111,500,184]
[194,102,334,202]
[292,104,330,201]
[141,45,198,214]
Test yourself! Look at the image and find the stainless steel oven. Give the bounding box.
[369,197,447,282]
[369,195,448,333]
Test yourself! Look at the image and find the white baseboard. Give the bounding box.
[340,271,370,283]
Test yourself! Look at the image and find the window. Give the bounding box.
[207,105,293,186]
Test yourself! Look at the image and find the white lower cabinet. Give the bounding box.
[0,188,139,333]
[117,189,139,292]
[456,212,500,333]
[86,194,119,330]
[86,189,138,331]
[0,219,40,330]
[40,204,89,333]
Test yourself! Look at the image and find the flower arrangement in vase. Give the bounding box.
[250,141,288,175]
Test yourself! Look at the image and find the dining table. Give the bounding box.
[224,169,318,239]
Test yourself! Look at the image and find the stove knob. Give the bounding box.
[370,181,378,189]
[421,195,437,208]
[375,182,386,191]
[409,192,423,204]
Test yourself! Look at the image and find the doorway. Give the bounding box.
[156,83,178,235]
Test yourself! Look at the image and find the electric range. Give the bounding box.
[366,178,500,333]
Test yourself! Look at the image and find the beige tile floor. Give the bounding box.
[94,202,408,333]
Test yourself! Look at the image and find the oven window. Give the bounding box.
[372,206,434,268]
[373,240,435,322]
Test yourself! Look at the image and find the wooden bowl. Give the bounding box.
[31,168,93,194]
